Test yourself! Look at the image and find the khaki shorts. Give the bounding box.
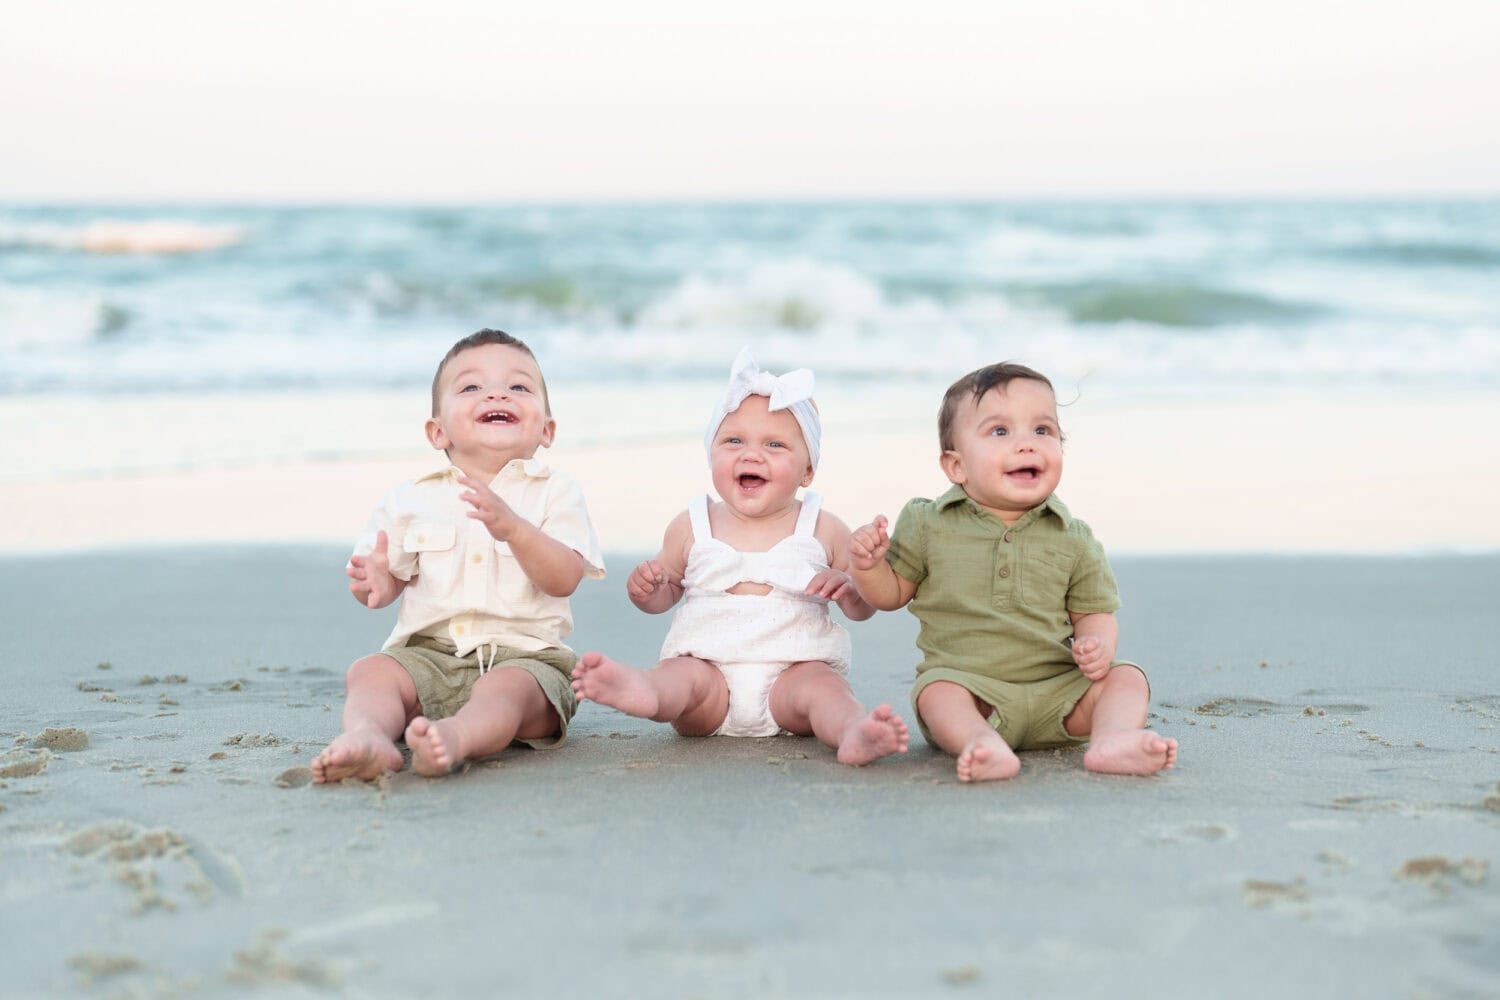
[380,636,578,750]
[911,661,1146,752]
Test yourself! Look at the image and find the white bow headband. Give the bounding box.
[703,347,822,470]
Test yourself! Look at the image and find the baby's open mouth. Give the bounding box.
[480,410,517,424]
[738,474,766,489]
[1008,466,1041,481]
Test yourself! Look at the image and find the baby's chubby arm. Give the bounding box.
[1069,611,1119,681]
[458,474,586,597]
[347,530,407,609]
[628,511,691,614]
[847,515,917,611]
[809,510,877,621]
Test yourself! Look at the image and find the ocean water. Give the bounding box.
[4,200,1498,403]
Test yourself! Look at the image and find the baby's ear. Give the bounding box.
[801,463,815,488]
[939,449,966,485]
[425,417,450,452]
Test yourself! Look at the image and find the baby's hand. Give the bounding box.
[849,516,890,571]
[627,559,671,602]
[1072,636,1111,681]
[804,568,853,603]
[458,474,521,540]
[348,530,402,609]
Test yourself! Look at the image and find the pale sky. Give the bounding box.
[2,0,1497,201]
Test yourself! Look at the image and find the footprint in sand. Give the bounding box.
[1153,822,1235,844]
[34,727,89,751]
[1396,855,1489,890]
[1192,697,1279,718]
[0,748,51,778]
[275,767,313,788]
[1243,876,1310,907]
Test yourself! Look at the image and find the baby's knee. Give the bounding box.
[1103,663,1149,695]
[345,653,402,688]
[916,679,987,715]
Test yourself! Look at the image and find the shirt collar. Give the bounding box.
[935,484,1072,528]
[416,455,553,486]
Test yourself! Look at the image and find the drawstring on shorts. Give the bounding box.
[477,643,501,676]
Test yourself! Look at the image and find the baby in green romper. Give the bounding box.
[849,362,1178,782]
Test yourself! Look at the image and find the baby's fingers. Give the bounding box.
[810,575,846,599]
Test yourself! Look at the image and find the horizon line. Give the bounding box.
[4,190,1499,208]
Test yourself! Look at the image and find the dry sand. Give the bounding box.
[2,546,1498,997]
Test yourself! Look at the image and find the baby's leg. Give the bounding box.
[1064,665,1177,776]
[405,667,557,777]
[768,661,908,766]
[311,654,416,783]
[571,654,728,736]
[915,681,1020,782]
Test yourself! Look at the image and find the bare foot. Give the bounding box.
[405,716,465,777]
[836,704,910,766]
[956,733,1021,783]
[311,729,403,783]
[570,652,661,718]
[1083,729,1178,775]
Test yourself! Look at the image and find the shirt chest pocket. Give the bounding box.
[1022,545,1074,612]
[402,523,457,575]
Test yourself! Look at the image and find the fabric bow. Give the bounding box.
[723,347,816,413]
[704,347,822,469]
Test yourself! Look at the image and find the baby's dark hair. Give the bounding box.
[431,329,551,416]
[938,362,1055,451]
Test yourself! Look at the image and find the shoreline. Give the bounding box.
[2,386,1500,554]
[4,387,1498,556]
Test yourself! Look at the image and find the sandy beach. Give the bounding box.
[2,386,1499,996]
[2,546,1497,996]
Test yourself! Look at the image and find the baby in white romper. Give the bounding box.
[570,349,909,765]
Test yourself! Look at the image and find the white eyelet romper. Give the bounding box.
[659,491,852,737]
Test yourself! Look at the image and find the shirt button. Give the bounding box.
[471,553,483,564]
[999,567,1010,578]
[1003,532,1014,543]
[454,624,465,635]
[415,534,425,544]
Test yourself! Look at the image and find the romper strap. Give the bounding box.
[687,493,713,541]
[794,490,823,536]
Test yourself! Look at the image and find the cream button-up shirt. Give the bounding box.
[352,458,605,656]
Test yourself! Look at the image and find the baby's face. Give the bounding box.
[426,344,554,470]
[940,378,1063,525]
[708,394,814,519]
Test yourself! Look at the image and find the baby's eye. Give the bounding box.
[724,436,743,445]
[460,384,480,393]
[767,440,785,449]
[510,383,531,393]
[988,426,1008,437]
[1035,425,1052,436]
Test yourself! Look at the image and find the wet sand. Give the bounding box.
[4,388,1499,556]
[2,547,1497,997]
